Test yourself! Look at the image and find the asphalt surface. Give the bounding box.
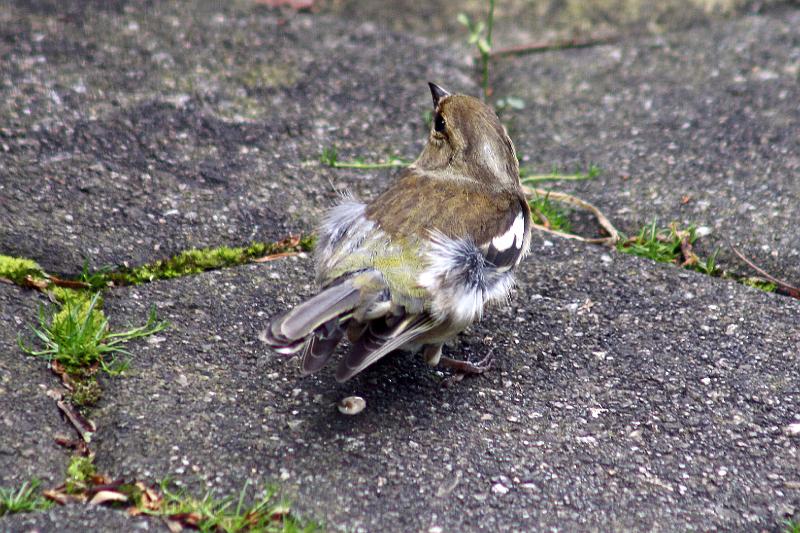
[1,0,798,531]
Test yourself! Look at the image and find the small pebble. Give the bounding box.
[785,423,800,436]
[338,396,366,415]
[492,483,510,495]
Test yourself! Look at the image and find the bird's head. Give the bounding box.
[414,82,520,191]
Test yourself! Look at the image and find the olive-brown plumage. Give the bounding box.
[263,82,531,382]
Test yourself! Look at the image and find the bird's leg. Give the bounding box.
[423,343,443,366]
[439,348,494,387]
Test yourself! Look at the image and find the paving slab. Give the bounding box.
[0,283,72,489]
[491,8,800,283]
[73,240,800,532]
[0,0,475,275]
[1,0,799,531]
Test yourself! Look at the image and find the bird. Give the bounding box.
[262,82,531,382]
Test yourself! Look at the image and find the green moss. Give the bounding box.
[240,62,298,90]
[740,277,777,293]
[0,255,46,285]
[69,377,103,407]
[65,456,96,494]
[109,238,314,285]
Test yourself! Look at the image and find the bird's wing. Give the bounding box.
[478,197,531,271]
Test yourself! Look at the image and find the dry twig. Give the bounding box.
[522,186,621,245]
[490,35,618,57]
[729,243,800,298]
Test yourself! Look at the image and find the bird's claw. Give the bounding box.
[439,350,494,387]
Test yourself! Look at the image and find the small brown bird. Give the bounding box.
[263,83,531,382]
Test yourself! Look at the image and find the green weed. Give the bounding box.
[692,247,720,276]
[528,193,572,233]
[0,480,52,516]
[617,220,693,264]
[457,0,496,99]
[20,290,167,375]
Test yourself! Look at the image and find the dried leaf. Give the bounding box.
[54,435,91,455]
[46,389,64,401]
[89,490,129,505]
[43,488,69,505]
[50,361,76,390]
[57,399,96,442]
[679,235,698,267]
[269,504,291,521]
[170,512,203,527]
[136,481,163,511]
[165,519,184,533]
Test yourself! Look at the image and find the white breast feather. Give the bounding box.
[420,231,516,326]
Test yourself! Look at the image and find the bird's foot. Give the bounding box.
[439,350,494,387]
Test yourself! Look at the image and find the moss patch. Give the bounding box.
[0,255,46,285]
[65,455,96,494]
[108,237,315,286]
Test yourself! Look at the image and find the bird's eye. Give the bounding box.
[434,113,446,133]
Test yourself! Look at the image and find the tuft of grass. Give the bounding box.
[146,480,319,533]
[691,247,720,276]
[0,255,46,285]
[617,220,692,264]
[0,480,53,516]
[528,193,572,233]
[109,239,314,286]
[521,164,600,183]
[457,0,496,99]
[785,520,800,533]
[320,146,408,170]
[19,289,167,376]
[80,260,113,291]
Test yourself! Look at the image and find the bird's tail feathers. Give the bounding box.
[335,314,436,382]
[262,270,385,368]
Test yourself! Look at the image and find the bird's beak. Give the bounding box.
[428,82,450,108]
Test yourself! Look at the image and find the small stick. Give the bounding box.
[523,186,621,245]
[490,35,619,57]
[531,206,551,229]
[729,243,800,298]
